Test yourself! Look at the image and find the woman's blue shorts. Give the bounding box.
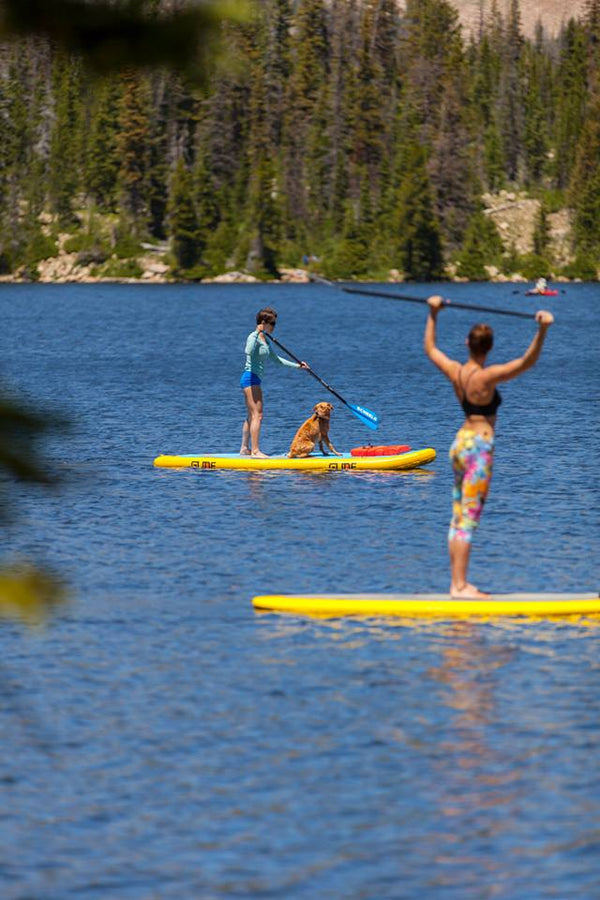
[240,372,262,389]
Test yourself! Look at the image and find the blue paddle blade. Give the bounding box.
[349,404,379,430]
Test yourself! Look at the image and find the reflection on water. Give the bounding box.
[255,613,600,896]
[427,627,519,885]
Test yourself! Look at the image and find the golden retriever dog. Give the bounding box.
[288,402,342,458]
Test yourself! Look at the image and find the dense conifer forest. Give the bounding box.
[1,0,600,282]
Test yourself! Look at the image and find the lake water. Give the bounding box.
[0,282,599,899]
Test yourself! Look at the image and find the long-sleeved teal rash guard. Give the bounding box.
[243,330,300,379]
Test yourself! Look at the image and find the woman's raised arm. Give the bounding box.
[483,310,554,386]
[424,296,460,381]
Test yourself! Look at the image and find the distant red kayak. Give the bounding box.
[524,289,559,296]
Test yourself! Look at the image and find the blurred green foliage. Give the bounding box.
[0,0,250,79]
[0,564,66,626]
[0,392,57,492]
[0,390,67,624]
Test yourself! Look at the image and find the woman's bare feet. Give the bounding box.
[239,447,251,456]
[251,450,270,458]
[450,582,491,599]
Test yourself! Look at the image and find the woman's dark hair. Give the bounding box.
[468,323,494,355]
[256,307,277,326]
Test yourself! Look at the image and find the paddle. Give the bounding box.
[310,274,541,320]
[264,332,379,430]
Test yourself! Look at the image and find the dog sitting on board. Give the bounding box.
[288,402,342,458]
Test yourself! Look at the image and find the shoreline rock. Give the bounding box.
[0,272,587,286]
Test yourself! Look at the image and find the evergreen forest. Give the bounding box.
[1,0,600,282]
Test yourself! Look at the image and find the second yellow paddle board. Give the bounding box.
[252,593,600,618]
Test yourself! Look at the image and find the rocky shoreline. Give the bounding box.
[0,192,592,286]
[0,266,580,286]
[0,266,312,285]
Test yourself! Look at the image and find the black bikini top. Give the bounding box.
[459,367,502,417]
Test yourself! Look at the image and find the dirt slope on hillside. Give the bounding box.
[400,0,586,38]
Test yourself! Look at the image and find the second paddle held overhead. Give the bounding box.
[310,274,555,321]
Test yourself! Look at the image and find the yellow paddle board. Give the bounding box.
[154,448,436,471]
[252,593,600,619]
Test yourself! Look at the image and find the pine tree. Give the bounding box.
[428,79,479,250]
[264,0,292,145]
[585,0,600,46]
[399,0,463,136]
[290,0,329,114]
[0,50,29,267]
[116,69,151,232]
[27,44,54,219]
[347,1,389,200]
[568,94,600,258]
[470,33,501,129]
[194,150,219,242]
[325,0,360,234]
[456,211,503,280]
[87,76,121,210]
[322,200,372,279]
[483,120,506,190]
[392,145,444,281]
[48,53,83,224]
[498,0,524,181]
[280,0,329,233]
[522,43,549,185]
[398,0,475,250]
[200,23,251,225]
[168,158,202,271]
[553,20,588,189]
[245,34,281,277]
[143,72,172,241]
[532,202,551,257]
[305,85,333,229]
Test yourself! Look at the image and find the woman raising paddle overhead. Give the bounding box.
[240,307,308,458]
[424,296,554,599]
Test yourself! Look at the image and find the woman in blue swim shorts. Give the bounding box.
[424,295,553,599]
[240,307,307,458]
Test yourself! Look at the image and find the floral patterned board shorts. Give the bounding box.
[448,429,495,544]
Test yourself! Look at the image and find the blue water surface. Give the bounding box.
[0,282,598,899]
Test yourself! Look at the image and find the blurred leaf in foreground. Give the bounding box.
[0,391,67,518]
[0,388,69,625]
[0,396,57,487]
[0,0,251,79]
[0,564,66,626]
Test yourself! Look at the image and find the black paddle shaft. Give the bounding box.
[264,332,350,408]
[341,286,537,320]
